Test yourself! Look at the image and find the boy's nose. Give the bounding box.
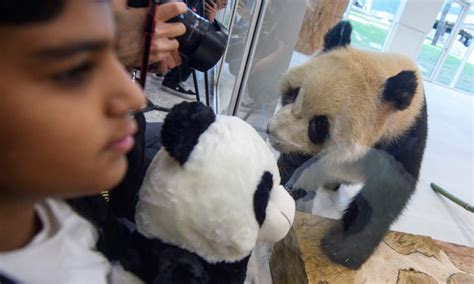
[107,62,146,116]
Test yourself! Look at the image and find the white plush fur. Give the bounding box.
[135,116,295,263]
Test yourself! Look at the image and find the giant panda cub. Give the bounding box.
[267,21,428,269]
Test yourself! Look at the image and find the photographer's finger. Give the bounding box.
[170,49,181,66]
[112,0,127,9]
[205,2,217,11]
[155,2,187,23]
[155,22,186,39]
[151,38,180,54]
[165,54,178,69]
[157,61,169,74]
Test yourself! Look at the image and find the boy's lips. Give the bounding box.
[106,121,138,153]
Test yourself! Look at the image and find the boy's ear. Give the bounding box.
[323,21,352,52]
[161,102,216,166]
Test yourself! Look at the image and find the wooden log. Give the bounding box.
[269,212,474,283]
[295,0,350,55]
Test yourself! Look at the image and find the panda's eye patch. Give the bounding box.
[281,87,300,106]
[308,115,329,144]
[254,172,273,226]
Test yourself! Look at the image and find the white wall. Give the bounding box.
[385,0,445,59]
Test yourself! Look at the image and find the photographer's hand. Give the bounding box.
[113,0,186,71]
[204,0,218,22]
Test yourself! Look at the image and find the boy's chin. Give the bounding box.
[82,156,129,196]
[99,156,129,191]
[51,156,128,199]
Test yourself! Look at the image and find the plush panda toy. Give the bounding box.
[268,21,428,269]
[134,102,295,283]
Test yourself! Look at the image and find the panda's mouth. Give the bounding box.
[267,133,289,150]
[267,133,304,153]
[268,138,284,152]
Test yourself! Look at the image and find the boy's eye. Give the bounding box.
[52,62,95,87]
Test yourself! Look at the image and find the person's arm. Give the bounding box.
[113,0,187,73]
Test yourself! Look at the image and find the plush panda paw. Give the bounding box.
[320,225,370,270]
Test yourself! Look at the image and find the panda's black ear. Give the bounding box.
[161,102,216,166]
[323,21,352,52]
[382,71,418,111]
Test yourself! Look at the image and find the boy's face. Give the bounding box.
[0,0,146,200]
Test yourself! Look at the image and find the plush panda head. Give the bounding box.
[135,102,295,264]
[268,21,425,162]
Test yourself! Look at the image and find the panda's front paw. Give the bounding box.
[320,226,369,270]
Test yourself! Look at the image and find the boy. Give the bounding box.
[0,0,185,282]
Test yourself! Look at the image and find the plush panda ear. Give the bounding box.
[382,71,418,111]
[161,102,216,166]
[323,21,352,52]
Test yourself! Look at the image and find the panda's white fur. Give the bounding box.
[136,115,295,264]
[269,47,424,162]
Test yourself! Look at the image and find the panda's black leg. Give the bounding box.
[320,150,417,269]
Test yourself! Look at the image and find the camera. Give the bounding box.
[128,0,228,72]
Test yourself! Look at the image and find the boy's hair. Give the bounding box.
[0,0,65,25]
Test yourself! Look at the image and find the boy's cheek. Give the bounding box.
[0,83,125,196]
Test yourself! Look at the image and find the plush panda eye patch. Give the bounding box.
[253,171,273,226]
[308,115,329,144]
[281,87,300,106]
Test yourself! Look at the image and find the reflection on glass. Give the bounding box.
[454,47,474,95]
[416,0,464,78]
[217,0,234,28]
[235,0,307,134]
[345,0,402,51]
[216,0,258,114]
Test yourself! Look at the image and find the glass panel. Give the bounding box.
[454,48,474,95]
[217,0,235,28]
[435,8,473,86]
[215,0,261,114]
[346,0,402,51]
[416,0,464,78]
[233,0,307,135]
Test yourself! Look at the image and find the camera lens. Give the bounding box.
[160,0,228,71]
[127,0,228,71]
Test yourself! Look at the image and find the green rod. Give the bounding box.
[431,183,474,213]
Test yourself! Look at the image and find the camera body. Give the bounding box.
[128,0,227,72]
